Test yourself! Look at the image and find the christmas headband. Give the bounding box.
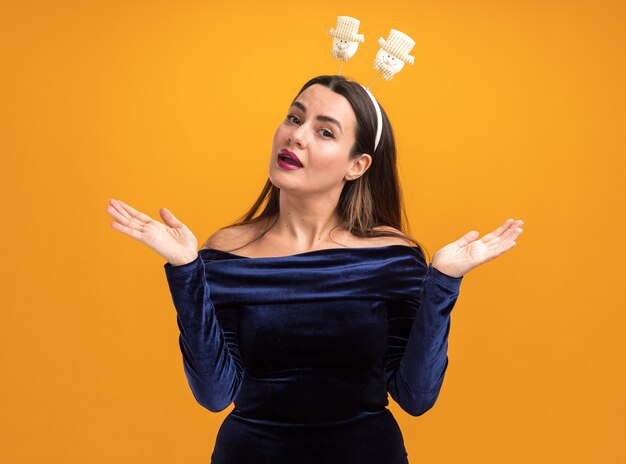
[328,15,415,151]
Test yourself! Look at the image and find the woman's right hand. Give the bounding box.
[105,198,199,266]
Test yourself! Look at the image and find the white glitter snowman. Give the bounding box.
[328,16,364,63]
[373,29,415,80]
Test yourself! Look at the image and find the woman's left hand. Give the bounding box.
[431,218,524,278]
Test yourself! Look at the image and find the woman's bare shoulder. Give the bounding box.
[338,226,413,247]
[202,223,413,251]
[201,222,260,251]
[354,226,415,247]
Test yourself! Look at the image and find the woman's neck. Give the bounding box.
[273,190,343,249]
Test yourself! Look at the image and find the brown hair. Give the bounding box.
[214,74,430,261]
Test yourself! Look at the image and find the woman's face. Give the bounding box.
[269,84,371,195]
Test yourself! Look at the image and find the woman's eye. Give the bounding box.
[286,114,334,139]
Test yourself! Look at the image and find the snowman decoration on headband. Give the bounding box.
[328,16,365,75]
[373,29,415,81]
[328,16,415,87]
[327,16,416,151]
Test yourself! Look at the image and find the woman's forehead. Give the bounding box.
[292,85,356,130]
[296,84,345,105]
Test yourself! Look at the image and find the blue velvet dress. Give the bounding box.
[163,244,463,463]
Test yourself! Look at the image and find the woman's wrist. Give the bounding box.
[169,251,199,267]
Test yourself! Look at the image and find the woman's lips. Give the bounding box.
[277,157,303,170]
[277,149,303,170]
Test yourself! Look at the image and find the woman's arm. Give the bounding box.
[384,263,463,416]
[384,218,523,416]
[164,254,245,412]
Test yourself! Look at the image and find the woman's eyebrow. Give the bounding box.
[290,101,343,134]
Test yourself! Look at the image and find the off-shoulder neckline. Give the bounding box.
[199,244,424,260]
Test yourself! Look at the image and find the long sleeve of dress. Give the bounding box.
[163,253,245,412]
[385,262,463,417]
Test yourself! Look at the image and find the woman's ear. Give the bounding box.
[344,153,373,181]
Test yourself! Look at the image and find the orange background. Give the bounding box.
[2,0,625,462]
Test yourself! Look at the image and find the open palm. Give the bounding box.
[105,198,199,266]
[431,218,524,278]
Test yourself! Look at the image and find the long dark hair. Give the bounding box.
[215,74,430,261]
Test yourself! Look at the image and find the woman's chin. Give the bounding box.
[269,178,296,191]
[269,168,302,188]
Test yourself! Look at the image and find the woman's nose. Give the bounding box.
[288,125,307,147]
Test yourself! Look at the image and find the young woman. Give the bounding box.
[106,74,523,463]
